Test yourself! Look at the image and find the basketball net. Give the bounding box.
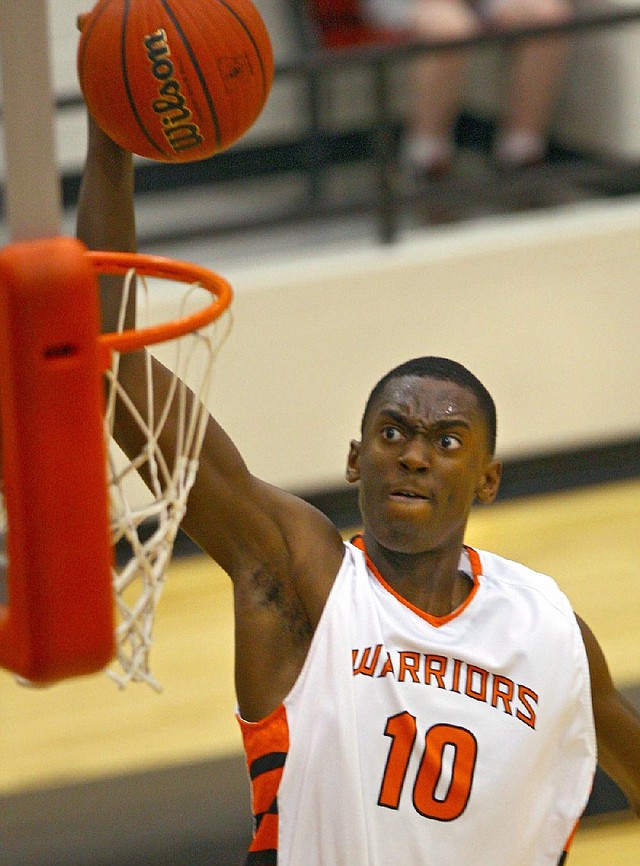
[104,267,232,690]
[0,244,231,689]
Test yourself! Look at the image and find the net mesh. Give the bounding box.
[104,267,231,690]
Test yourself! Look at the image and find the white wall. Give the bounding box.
[149,200,640,493]
[554,0,640,160]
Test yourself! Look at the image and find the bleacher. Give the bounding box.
[4,0,640,245]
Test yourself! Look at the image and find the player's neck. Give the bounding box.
[362,535,471,617]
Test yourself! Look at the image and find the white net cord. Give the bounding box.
[104,268,231,690]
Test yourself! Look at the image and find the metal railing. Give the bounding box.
[286,3,640,241]
[48,5,640,243]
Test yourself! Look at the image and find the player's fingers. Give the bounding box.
[77,13,90,32]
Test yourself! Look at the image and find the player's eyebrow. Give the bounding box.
[379,409,472,431]
[377,409,408,425]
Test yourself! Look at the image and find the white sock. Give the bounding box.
[494,130,546,167]
[404,134,453,171]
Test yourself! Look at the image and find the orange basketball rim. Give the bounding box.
[0,236,232,684]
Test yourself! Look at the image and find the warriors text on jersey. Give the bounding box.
[238,537,597,865]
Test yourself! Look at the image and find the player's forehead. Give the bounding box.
[368,375,484,428]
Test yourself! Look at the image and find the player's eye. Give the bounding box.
[381,425,403,442]
[439,434,461,450]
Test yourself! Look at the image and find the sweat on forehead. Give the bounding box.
[360,357,497,455]
[380,376,475,413]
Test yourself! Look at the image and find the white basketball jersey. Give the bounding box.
[239,538,596,865]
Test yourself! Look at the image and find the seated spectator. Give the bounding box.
[363,0,573,181]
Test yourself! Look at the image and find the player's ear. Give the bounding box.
[346,439,361,484]
[475,459,502,504]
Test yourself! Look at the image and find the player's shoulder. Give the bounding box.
[473,547,575,619]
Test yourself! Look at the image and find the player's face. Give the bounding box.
[346,376,501,556]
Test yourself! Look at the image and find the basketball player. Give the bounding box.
[77,108,640,864]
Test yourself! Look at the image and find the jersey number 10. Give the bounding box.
[378,712,478,821]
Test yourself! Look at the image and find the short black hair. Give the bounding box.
[361,356,497,455]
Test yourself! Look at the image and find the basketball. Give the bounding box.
[78,0,274,162]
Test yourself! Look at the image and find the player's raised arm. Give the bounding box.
[76,108,136,334]
[76,112,343,598]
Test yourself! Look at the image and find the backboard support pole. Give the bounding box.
[0,0,62,241]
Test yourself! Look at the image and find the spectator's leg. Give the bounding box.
[406,0,480,178]
[489,0,572,167]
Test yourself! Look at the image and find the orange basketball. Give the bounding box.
[78,0,274,162]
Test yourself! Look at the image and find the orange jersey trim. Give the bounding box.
[238,703,290,857]
[563,818,580,856]
[351,535,482,627]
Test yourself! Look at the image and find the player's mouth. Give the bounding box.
[388,487,431,502]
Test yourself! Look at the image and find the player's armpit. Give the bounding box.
[577,614,640,815]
